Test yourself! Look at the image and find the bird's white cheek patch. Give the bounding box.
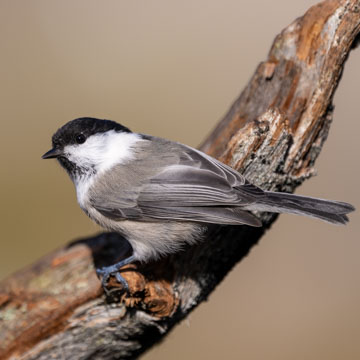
[64,131,143,173]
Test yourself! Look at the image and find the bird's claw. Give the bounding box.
[115,272,129,292]
[96,267,130,293]
[96,255,135,294]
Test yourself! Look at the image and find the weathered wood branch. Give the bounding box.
[1,1,359,359]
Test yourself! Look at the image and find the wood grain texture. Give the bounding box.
[1,1,359,359]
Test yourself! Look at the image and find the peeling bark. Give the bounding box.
[1,1,359,359]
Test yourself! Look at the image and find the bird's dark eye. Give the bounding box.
[75,133,86,144]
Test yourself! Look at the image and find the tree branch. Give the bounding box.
[1,1,359,359]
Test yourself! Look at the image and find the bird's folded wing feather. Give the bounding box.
[89,137,263,226]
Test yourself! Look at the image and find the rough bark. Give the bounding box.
[1,0,359,359]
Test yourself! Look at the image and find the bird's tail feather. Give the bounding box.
[245,191,355,225]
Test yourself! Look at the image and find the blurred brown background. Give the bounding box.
[0,0,359,359]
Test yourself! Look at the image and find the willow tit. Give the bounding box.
[42,117,354,290]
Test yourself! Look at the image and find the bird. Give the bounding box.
[42,117,355,290]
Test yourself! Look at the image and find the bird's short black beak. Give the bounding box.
[42,148,63,159]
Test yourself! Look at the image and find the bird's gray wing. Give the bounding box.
[90,137,263,226]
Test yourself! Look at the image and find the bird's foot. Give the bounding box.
[96,255,135,293]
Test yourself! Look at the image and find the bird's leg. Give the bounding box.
[96,255,136,292]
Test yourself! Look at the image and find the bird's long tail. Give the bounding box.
[245,191,355,225]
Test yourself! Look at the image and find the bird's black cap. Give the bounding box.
[51,117,131,149]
